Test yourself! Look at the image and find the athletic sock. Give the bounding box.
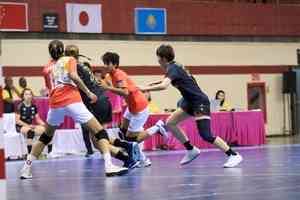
[183,141,194,150]
[225,148,237,156]
[27,145,32,154]
[139,143,147,161]
[47,144,53,153]
[103,153,113,168]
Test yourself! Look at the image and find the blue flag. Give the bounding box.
[135,8,167,34]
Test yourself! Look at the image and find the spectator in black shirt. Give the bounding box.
[140,44,243,168]
[16,88,52,154]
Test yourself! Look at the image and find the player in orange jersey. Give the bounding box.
[100,52,168,168]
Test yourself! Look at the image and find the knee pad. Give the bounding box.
[94,129,109,141]
[27,130,35,139]
[196,119,216,144]
[39,133,53,145]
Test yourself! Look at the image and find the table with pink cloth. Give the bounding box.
[143,111,266,151]
[28,98,266,151]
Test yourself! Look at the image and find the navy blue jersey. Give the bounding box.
[166,61,209,105]
[16,102,38,125]
[77,63,105,105]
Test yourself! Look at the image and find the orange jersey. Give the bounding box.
[43,57,82,108]
[110,69,148,114]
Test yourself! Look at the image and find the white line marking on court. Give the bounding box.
[6,143,300,165]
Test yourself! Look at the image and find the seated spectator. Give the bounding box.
[215,90,232,111]
[15,88,52,155]
[18,77,30,94]
[3,77,21,113]
[144,91,160,113]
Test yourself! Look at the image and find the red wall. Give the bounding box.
[5,0,300,36]
[3,65,291,77]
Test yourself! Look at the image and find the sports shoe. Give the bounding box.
[127,142,140,162]
[85,152,93,158]
[20,164,32,179]
[105,164,129,177]
[180,147,201,165]
[155,120,169,142]
[124,158,140,169]
[223,153,243,168]
[137,158,152,168]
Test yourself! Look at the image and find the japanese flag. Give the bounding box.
[66,3,102,33]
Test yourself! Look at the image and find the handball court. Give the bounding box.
[6,144,300,200]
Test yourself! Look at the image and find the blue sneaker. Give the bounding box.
[127,142,140,162]
[124,159,140,169]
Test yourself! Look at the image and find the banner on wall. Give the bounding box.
[66,3,102,33]
[0,2,28,31]
[43,13,59,32]
[135,8,167,34]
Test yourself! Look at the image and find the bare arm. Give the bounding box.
[98,79,129,97]
[148,80,163,86]
[106,86,129,97]
[35,114,46,126]
[140,77,171,92]
[15,113,30,127]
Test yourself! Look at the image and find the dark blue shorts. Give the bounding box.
[177,98,210,116]
[87,96,113,124]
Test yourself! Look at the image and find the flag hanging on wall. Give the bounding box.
[135,8,167,35]
[0,2,28,31]
[66,3,102,33]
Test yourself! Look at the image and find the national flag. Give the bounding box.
[66,3,102,33]
[0,2,28,31]
[135,8,167,34]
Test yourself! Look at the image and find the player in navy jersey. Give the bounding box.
[16,88,52,155]
[140,44,243,168]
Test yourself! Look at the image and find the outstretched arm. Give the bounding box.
[98,79,129,97]
[140,77,171,92]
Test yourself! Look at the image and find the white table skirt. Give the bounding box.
[51,128,120,156]
[52,129,86,155]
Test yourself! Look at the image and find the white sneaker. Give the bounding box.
[20,164,32,179]
[105,164,129,177]
[180,147,201,165]
[137,158,152,168]
[224,154,243,168]
[156,120,169,142]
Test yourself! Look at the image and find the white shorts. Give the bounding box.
[123,107,149,132]
[47,102,94,126]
